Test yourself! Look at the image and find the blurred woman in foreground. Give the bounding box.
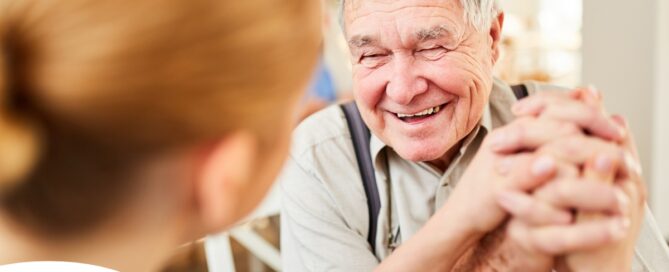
[0,0,320,270]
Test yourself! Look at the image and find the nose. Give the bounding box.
[386,55,428,105]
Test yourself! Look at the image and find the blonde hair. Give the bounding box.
[0,0,320,234]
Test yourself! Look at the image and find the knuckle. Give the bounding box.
[485,129,500,143]
[560,232,579,252]
[556,185,572,203]
[558,135,584,158]
[589,140,621,163]
[512,200,531,217]
[508,221,533,250]
[505,118,533,146]
[550,182,571,204]
[542,233,566,255]
[583,105,601,124]
[558,163,579,178]
[639,182,649,204]
[526,232,545,253]
[608,147,626,167]
[605,186,622,208]
[558,122,581,136]
[512,117,533,131]
[626,180,647,205]
[624,151,643,177]
[484,128,505,147]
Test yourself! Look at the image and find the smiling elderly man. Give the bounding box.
[280,0,669,271]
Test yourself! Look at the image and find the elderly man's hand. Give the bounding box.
[448,86,627,236]
[496,134,636,270]
[559,116,645,272]
[443,117,579,239]
[445,117,574,271]
[451,118,627,271]
[510,88,626,142]
[495,89,646,271]
[451,87,644,271]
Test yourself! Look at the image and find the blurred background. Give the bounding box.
[163,0,669,271]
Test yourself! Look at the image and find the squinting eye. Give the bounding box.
[359,53,388,68]
[418,47,448,60]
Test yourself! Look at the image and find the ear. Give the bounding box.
[195,131,257,233]
[490,11,505,63]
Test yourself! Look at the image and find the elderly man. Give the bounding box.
[281,0,669,271]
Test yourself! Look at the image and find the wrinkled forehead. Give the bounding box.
[343,0,466,41]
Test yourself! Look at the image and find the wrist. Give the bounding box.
[437,200,488,240]
[432,203,487,257]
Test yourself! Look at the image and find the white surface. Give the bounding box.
[205,233,236,272]
[229,225,282,271]
[0,262,116,272]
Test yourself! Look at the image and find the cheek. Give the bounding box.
[428,68,470,97]
[353,66,390,111]
[421,56,491,127]
[425,50,494,98]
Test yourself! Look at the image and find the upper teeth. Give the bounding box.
[397,106,441,118]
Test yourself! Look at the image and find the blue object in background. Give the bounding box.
[308,59,337,102]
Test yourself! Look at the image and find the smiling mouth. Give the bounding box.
[395,104,446,122]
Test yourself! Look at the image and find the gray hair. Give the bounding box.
[339,0,500,32]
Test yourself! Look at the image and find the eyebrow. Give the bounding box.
[347,25,455,49]
[415,25,453,42]
[348,35,376,49]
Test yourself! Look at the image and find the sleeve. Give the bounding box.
[631,205,669,271]
[280,155,379,272]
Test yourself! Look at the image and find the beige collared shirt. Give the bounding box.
[280,79,669,271]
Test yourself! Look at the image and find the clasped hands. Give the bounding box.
[447,88,645,272]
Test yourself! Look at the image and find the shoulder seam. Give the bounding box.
[292,132,352,160]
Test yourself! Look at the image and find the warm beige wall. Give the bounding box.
[582,0,667,237]
[653,0,669,237]
[582,0,655,180]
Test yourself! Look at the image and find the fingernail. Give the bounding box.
[610,217,630,240]
[615,188,630,214]
[622,150,642,176]
[532,156,555,176]
[595,154,612,172]
[587,84,601,99]
[611,115,628,128]
[617,126,627,139]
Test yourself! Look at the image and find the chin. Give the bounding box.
[391,140,451,163]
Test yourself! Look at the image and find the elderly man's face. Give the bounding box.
[345,0,502,164]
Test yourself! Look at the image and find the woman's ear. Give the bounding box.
[194,131,257,234]
[490,11,505,63]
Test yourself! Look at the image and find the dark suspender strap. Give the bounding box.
[511,84,529,100]
[340,101,381,251]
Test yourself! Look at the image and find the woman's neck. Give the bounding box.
[0,152,199,271]
[0,204,185,271]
